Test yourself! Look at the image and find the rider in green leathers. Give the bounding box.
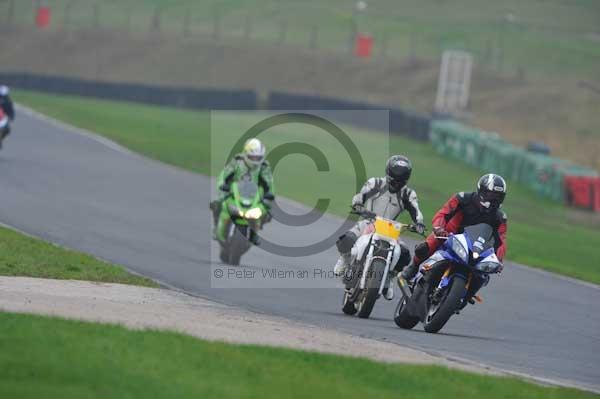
[211,138,275,244]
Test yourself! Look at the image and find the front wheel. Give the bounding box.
[356,258,386,319]
[423,275,467,333]
[225,227,249,266]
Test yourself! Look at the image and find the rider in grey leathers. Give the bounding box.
[333,155,426,298]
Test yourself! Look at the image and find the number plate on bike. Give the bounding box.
[374,218,401,240]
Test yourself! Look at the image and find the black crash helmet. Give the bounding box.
[477,173,507,212]
[386,155,412,193]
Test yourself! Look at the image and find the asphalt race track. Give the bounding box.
[1,109,599,392]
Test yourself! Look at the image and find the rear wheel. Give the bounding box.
[394,296,419,329]
[356,259,386,319]
[423,275,467,333]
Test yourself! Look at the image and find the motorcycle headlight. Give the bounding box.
[244,207,263,220]
[451,238,468,263]
[475,261,502,273]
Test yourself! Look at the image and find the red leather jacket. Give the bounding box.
[433,192,508,261]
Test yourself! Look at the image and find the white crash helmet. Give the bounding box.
[242,138,266,168]
[0,86,9,96]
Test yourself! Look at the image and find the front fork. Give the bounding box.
[432,265,477,309]
[437,267,466,289]
[358,243,394,296]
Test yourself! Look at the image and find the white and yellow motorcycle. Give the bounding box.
[341,208,423,319]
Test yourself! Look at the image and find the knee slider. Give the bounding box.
[336,232,357,253]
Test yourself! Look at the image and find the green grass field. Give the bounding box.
[0,312,596,399]
[0,223,157,286]
[13,89,600,284]
[4,0,599,79]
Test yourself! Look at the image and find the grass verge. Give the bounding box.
[0,224,157,287]
[13,89,600,284]
[0,312,596,399]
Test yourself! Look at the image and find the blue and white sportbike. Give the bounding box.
[394,223,503,333]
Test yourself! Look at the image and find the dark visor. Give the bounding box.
[389,178,406,188]
[481,191,505,202]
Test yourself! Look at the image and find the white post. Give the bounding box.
[435,50,473,115]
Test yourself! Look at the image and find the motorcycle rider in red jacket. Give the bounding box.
[399,174,508,296]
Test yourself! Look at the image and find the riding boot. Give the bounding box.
[249,229,261,246]
[333,252,352,277]
[210,200,221,239]
[382,278,394,300]
[399,259,420,285]
[210,201,221,224]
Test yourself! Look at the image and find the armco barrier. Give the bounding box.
[431,119,600,210]
[267,92,430,141]
[0,72,258,110]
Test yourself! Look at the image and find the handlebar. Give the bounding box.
[409,224,427,237]
[350,208,377,220]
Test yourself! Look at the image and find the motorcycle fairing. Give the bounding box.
[351,233,402,270]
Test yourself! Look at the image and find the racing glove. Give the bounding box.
[415,223,426,236]
[351,203,365,214]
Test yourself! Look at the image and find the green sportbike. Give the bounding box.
[216,177,271,265]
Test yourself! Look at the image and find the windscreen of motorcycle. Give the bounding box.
[463,223,495,252]
[237,181,258,201]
